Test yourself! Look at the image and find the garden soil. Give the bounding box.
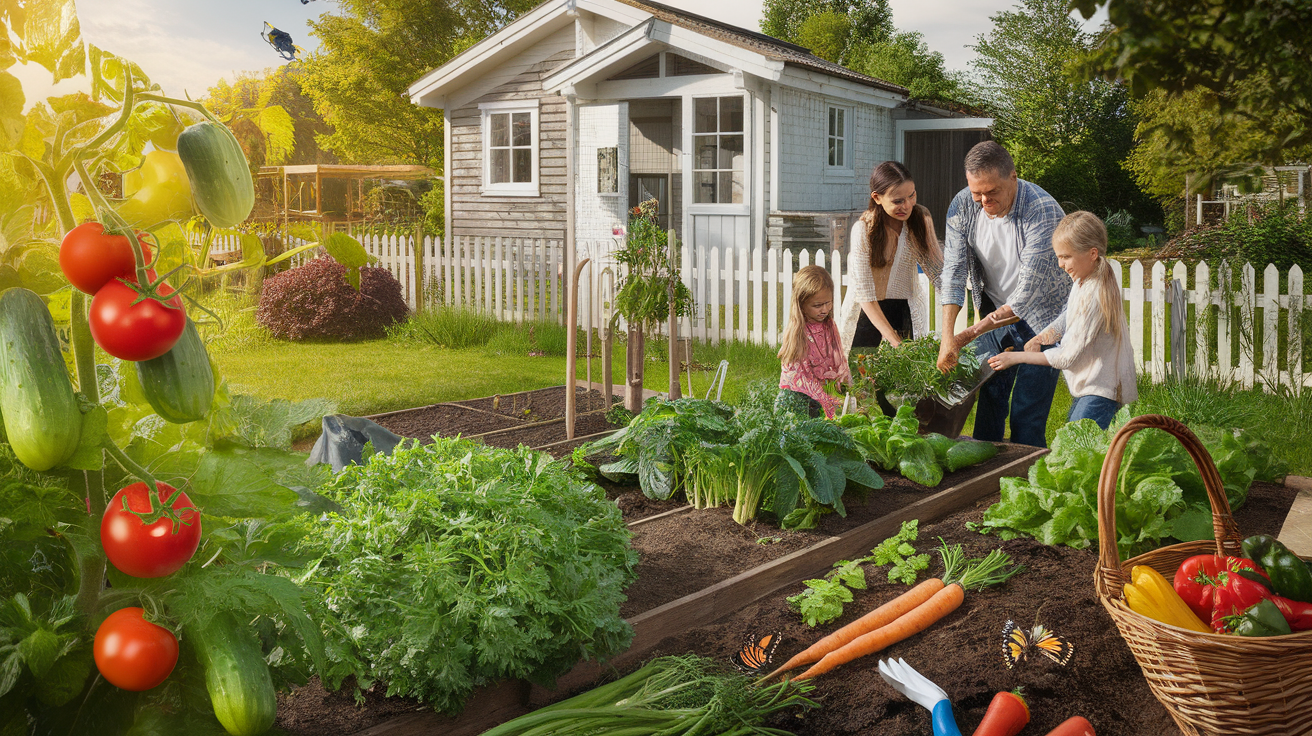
[618,478,1299,736]
[368,386,620,443]
[278,478,1298,736]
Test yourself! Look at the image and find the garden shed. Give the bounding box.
[407,0,990,259]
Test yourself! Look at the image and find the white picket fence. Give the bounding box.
[215,231,1311,394]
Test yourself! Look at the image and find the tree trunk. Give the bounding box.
[626,325,645,413]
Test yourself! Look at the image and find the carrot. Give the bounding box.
[794,581,965,680]
[1043,716,1095,736]
[763,578,945,680]
[793,542,1023,682]
[972,690,1029,736]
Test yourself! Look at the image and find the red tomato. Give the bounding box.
[59,222,154,295]
[89,278,186,361]
[101,481,201,578]
[93,607,179,691]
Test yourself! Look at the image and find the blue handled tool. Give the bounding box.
[877,657,962,736]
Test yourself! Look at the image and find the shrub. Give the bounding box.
[388,306,501,348]
[256,257,409,341]
[1159,202,1312,270]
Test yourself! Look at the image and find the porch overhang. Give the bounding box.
[542,17,785,98]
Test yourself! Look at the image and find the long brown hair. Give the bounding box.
[862,161,930,270]
[1053,211,1123,340]
[778,265,835,366]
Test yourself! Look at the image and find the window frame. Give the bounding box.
[825,103,854,174]
[689,93,748,212]
[479,99,540,197]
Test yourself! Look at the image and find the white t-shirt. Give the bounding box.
[973,212,1021,309]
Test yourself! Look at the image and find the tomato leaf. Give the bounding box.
[17,628,61,677]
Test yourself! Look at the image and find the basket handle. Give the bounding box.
[1094,414,1242,597]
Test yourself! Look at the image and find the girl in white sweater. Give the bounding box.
[986,211,1136,429]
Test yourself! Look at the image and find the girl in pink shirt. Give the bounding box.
[778,265,852,418]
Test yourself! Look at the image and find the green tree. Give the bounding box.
[761,0,892,59]
[299,0,537,169]
[796,11,851,64]
[970,0,1157,224]
[204,67,336,167]
[1074,0,1312,163]
[848,31,973,106]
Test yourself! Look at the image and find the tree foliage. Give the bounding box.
[1074,0,1312,164]
[299,0,537,169]
[204,68,336,168]
[761,0,892,62]
[848,31,973,106]
[969,0,1157,223]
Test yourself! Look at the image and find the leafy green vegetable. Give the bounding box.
[850,335,982,404]
[871,520,931,585]
[299,437,637,712]
[787,559,867,627]
[972,411,1285,556]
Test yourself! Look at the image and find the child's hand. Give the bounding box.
[987,351,1022,371]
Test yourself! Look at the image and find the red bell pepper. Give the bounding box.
[1268,595,1312,631]
[1174,554,1273,632]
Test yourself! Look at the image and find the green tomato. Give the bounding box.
[117,150,195,228]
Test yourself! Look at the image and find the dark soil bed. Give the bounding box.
[478,411,621,451]
[615,444,1031,616]
[456,385,613,422]
[580,479,1300,736]
[368,386,620,443]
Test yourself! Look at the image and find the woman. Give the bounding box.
[839,161,943,354]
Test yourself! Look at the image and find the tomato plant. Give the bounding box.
[58,223,153,295]
[89,278,186,361]
[101,481,201,578]
[93,607,179,692]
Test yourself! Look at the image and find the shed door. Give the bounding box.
[903,128,992,235]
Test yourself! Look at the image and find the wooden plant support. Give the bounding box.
[565,257,590,440]
[667,230,681,400]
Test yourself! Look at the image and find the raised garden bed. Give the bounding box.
[545,477,1302,736]
[367,386,620,443]
[275,443,1047,736]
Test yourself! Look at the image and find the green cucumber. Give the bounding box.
[923,433,957,464]
[177,121,255,228]
[0,288,82,471]
[189,613,276,736]
[136,318,214,423]
[945,440,999,472]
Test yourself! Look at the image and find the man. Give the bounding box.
[936,141,1068,447]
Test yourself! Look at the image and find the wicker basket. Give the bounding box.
[1094,415,1312,736]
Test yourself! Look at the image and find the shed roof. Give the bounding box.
[615,0,908,96]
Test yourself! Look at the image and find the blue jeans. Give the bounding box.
[970,318,1061,448]
[1068,394,1121,429]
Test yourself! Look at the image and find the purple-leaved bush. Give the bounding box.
[256,257,409,341]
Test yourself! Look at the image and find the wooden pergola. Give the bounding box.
[256,164,438,228]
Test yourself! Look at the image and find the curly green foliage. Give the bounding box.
[787,559,866,627]
[871,520,930,585]
[613,200,694,332]
[850,335,980,404]
[301,438,638,712]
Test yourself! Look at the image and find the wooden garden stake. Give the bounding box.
[667,230,681,400]
[566,257,591,440]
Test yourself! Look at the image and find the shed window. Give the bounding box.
[480,102,539,196]
[692,96,744,204]
[827,106,848,167]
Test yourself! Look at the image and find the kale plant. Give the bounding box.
[300,438,638,712]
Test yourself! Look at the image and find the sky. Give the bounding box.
[13,0,1106,110]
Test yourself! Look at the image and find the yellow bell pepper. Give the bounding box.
[117,150,195,228]
[1123,564,1211,633]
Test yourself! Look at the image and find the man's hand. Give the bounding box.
[936,339,959,373]
[989,304,1016,322]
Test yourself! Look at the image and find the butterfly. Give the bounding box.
[730,631,782,674]
[1002,619,1074,668]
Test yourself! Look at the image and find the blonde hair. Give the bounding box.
[1053,211,1123,340]
[778,265,835,366]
